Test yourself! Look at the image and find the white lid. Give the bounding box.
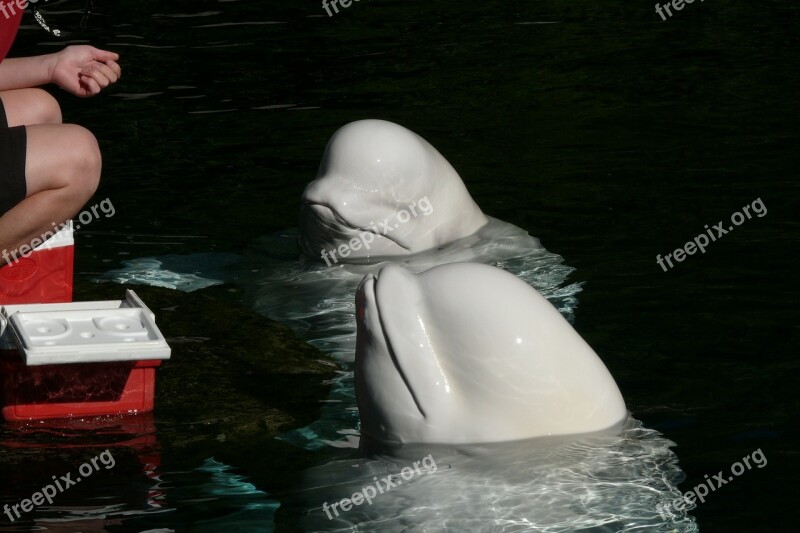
[0,290,170,366]
[34,221,74,251]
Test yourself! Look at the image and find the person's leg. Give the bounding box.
[0,88,62,126]
[0,123,101,259]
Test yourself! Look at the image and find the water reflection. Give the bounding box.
[1,414,167,529]
[0,414,279,531]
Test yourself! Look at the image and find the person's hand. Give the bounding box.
[49,45,121,97]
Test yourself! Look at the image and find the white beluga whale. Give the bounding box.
[355,262,627,444]
[300,119,489,262]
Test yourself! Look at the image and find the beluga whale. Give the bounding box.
[300,119,489,263]
[355,262,627,445]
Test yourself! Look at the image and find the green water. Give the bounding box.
[3,0,798,531]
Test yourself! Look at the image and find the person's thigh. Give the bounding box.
[24,123,101,196]
[0,88,62,127]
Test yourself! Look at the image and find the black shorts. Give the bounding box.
[0,98,27,216]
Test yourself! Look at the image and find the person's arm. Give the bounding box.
[0,45,121,96]
[0,55,53,90]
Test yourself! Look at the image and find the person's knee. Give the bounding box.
[76,127,102,195]
[24,123,102,203]
[62,125,102,200]
[26,89,62,125]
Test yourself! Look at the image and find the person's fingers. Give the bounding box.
[79,63,108,86]
[79,74,102,97]
[83,63,119,87]
[79,61,118,89]
[88,70,111,89]
[100,62,121,82]
[104,60,122,79]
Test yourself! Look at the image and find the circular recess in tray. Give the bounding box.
[24,319,69,338]
[95,316,147,335]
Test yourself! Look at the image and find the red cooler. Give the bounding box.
[0,222,74,305]
[0,291,171,421]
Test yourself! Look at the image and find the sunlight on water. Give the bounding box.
[102,258,223,291]
[290,418,698,532]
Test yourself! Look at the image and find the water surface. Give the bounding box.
[2,0,797,531]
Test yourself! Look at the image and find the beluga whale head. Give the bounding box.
[300,119,488,263]
[354,262,628,445]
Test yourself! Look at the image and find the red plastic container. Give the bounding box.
[0,290,171,422]
[0,223,74,305]
[0,355,162,421]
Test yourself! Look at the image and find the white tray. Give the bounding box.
[0,290,171,366]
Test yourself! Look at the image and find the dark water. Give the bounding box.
[3,0,798,531]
